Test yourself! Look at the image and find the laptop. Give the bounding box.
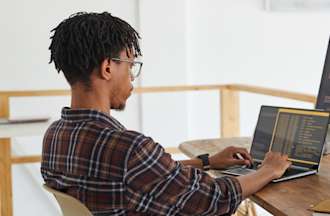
[220,105,330,182]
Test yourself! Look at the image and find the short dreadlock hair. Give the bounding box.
[49,12,142,86]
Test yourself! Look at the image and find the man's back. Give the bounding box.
[42,107,145,215]
[41,107,243,215]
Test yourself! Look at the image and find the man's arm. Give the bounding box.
[179,156,275,198]
[237,166,274,199]
[179,158,203,169]
[125,134,290,215]
[179,146,252,169]
[237,152,291,199]
[125,137,243,215]
[181,150,290,199]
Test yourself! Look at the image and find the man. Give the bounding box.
[41,12,291,215]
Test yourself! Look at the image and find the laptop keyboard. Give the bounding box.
[282,168,306,177]
[247,161,260,169]
[224,162,308,177]
[225,167,256,175]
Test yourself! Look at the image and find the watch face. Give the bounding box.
[198,154,209,158]
[198,154,210,170]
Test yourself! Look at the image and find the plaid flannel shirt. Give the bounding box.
[41,107,242,215]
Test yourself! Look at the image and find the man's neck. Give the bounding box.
[70,84,111,116]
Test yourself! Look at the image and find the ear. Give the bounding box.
[99,58,112,80]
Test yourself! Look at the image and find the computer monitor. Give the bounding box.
[316,37,330,111]
[316,36,330,154]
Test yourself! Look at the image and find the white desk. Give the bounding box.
[0,122,50,138]
[0,121,51,216]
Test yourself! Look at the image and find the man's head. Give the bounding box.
[49,12,142,110]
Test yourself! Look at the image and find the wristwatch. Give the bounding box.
[197,153,211,171]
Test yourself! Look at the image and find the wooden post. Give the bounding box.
[0,96,12,216]
[220,89,240,138]
[0,139,12,216]
[0,96,9,118]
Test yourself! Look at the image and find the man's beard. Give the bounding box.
[111,103,126,111]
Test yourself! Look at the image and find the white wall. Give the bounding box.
[139,0,189,147]
[2,0,330,215]
[138,0,330,143]
[187,0,330,139]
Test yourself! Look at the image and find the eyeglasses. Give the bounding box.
[111,58,143,79]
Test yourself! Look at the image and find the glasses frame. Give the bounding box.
[111,57,143,79]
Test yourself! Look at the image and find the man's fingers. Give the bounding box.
[286,161,292,168]
[232,158,249,166]
[282,154,289,160]
[235,148,252,162]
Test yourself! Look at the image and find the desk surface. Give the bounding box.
[179,137,330,216]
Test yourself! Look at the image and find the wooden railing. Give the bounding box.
[0,84,316,216]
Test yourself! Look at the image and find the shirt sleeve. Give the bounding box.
[124,136,243,215]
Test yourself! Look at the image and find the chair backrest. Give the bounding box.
[43,184,92,216]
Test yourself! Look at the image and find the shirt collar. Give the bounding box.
[61,107,125,130]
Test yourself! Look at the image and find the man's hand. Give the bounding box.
[260,152,292,179]
[208,146,252,169]
[237,151,291,198]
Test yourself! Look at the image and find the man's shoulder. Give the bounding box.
[45,119,153,147]
[45,118,120,133]
[112,129,154,148]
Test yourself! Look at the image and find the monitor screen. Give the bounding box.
[316,37,330,111]
[250,106,277,161]
[250,106,329,169]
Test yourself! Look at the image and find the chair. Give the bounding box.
[42,184,92,216]
[234,199,257,216]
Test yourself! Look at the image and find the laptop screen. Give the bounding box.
[316,37,330,110]
[250,106,329,169]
